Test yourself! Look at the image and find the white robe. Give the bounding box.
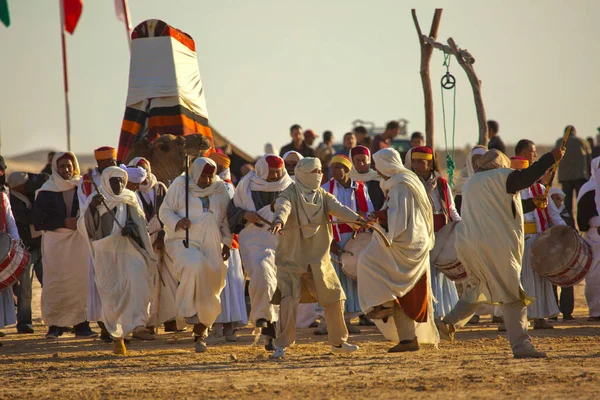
[520,185,563,319]
[358,176,439,344]
[159,180,232,328]
[77,170,104,322]
[456,169,531,305]
[583,216,600,317]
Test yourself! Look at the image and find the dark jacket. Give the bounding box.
[279,142,315,158]
[488,136,506,154]
[9,193,41,250]
[33,190,79,232]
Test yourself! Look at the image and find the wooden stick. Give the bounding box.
[411,9,443,149]
[545,126,572,193]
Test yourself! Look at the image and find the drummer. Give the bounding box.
[349,146,386,211]
[436,147,564,359]
[512,144,565,329]
[410,146,460,319]
[322,155,374,334]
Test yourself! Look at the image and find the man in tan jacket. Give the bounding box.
[268,158,364,359]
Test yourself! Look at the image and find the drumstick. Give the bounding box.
[545,126,572,194]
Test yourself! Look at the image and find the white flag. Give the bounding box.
[114,0,131,30]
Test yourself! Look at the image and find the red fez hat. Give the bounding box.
[265,155,284,168]
[202,163,216,175]
[350,146,370,158]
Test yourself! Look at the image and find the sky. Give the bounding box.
[0,0,599,158]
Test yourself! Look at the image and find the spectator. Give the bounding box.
[586,137,595,151]
[410,132,425,148]
[7,172,44,334]
[557,125,592,215]
[41,151,56,175]
[487,120,506,154]
[592,129,600,159]
[353,126,369,146]
[303,129,318,148]
[370,121,400,155]
[279,124,315,158]
[316,131,335,180]
[337,132,356,156]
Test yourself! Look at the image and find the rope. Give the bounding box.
[440,52,457,187]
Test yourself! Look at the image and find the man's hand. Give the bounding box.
[153,236,165,252]
[64,217,78,231]
[89,194,105,211]
[551,146,566,162]
[533,194,548,209]
[175,218,191,231]
[268,221,283,235]
[330,241,342,256]
[122,225,134,237]
[222,245,231,261]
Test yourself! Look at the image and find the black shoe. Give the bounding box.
[491,315,504,324]
[45,326,63,339]
[563,314,575,321]
[549,316,558,321]
[163,320,186,332]
[98,321,112,343]
[265,338,275,351]
[262,321,276,339]
[467,315,480,325]
[587,316,600,322]
[17,324,34,334]
[358,314,376,326]
[255,318,268,328]
[74,321,99,338]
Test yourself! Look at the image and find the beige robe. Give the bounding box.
[456,168,532,305]
[272,185,359,306]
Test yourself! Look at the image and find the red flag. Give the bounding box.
[63,0,82,34]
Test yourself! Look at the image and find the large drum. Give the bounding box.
[340,232,372,281]
[430,221,468,281]
[0,233,30,290]
[530,225,592,287]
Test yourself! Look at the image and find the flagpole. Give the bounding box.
[59,0,72,151]
[122,0,132,51]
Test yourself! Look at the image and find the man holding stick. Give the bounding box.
[159,158,232,353]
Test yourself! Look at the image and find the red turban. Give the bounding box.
[265,155,284,168]
[202,163,216,175]
[350,146,370,158]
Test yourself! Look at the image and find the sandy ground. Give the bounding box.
[1,282,600,399]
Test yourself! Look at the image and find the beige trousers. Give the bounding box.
[393,306,417,342]
[275,270,348,348]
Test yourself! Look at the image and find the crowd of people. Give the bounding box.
[0,120,599,361]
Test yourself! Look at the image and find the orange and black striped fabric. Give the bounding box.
[117,19,213,162]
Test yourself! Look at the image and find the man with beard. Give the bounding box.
[79,167,156,355]
[228,155,292,350]
[34,152,97,339]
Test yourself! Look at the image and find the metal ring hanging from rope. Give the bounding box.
[441,72,456,89]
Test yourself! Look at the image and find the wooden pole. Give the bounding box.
[121,0,132,51]
[411,9,443,150]
[447,38,488,146]
[59,0,72,151]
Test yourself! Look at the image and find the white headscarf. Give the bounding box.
[282,150,304,162]
[97,167,141,211]
[372,148,433,242]
[128,157,158,193]
[577,156,600,204]
[404,148,414,170]
[348,146,381,183]
[36,152,81,195]
[294,158,325,238]
[233,154,292,211]
[453,146,488,196]
[548,187,566,213]
[120,164,147,184]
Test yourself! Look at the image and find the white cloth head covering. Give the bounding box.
[265,143,279,156]
[404,148,414,170]
[94,166,142,218]
[294,158,325,238]
[476,150,511,171]
[184,157,226,198]
[348,146,381,183]
[37,152,82,196]
[372,148,434,243]
[7,171,28,189]
[577,156,600,204]
[282,150,304,162]
[232,154,292,211]
[466,146,488,177]
[548,187,566,213]
[128,157,157,193]
[120,164,148,184]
